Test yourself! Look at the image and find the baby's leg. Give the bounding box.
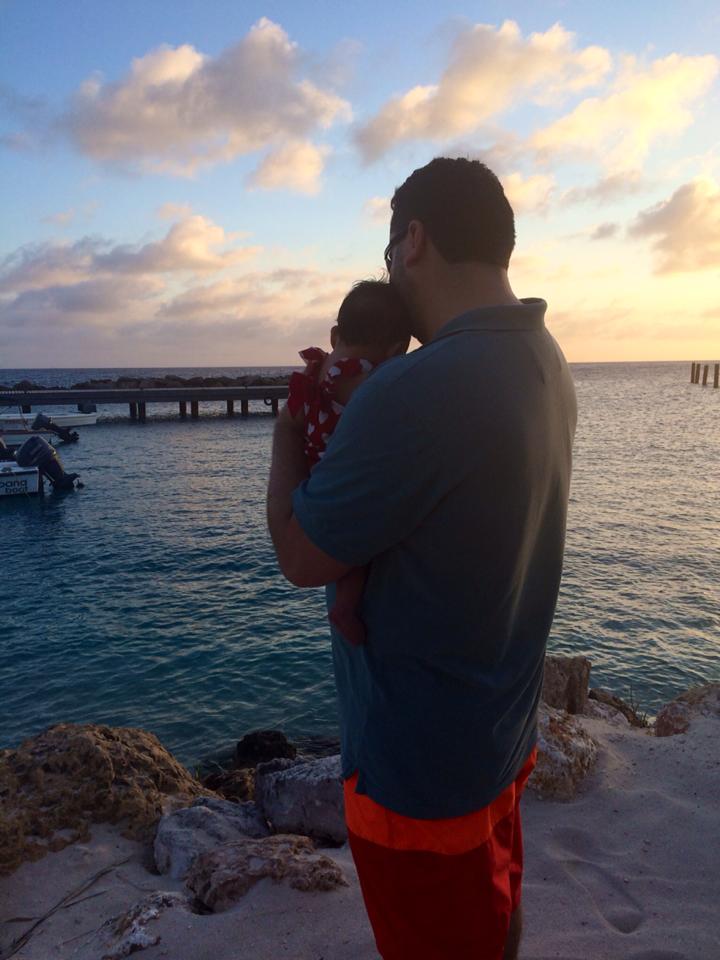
[329,567,368,646]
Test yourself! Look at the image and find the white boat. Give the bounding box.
[0,411,98,428]
[0,426,59,446]
[0,461,41,496]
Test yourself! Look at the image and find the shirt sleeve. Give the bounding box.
[292,364,451,567]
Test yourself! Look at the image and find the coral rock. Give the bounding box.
[655,683,720,737]
[186,834,347,912]
[0,723,212,876]
[587,687,648,727]
[154,796,269,879]
[81,891,189,959]
[201,766,255,801]
[255,755,345,843]
[542,655,591,714]
[235,729,297,768]
[529,704,598,801]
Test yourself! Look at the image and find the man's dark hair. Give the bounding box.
[390,157,515,268]
[336,280,412,347]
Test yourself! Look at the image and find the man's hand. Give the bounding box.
[267,406,351,588]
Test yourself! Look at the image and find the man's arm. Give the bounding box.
[267,407,351,588]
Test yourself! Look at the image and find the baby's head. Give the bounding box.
[331,280,412,363]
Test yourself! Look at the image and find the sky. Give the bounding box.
[1,0,719,366]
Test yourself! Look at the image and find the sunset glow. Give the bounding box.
[1,2,719,365]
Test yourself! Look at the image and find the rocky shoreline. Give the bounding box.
[1,659,718,959]
[1,374,290,392]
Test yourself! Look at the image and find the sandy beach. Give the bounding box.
[2,707,718,960]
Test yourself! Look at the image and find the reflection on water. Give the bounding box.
[1,362,718,765]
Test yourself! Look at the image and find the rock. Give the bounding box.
[255,755,345,843]
[186,835,347,912]
[529,704,598,800]
[235,729,297,768]
[542,655,591,714]
[655,683,720,737]
[588,687,647,727]
[0,723,212,876]
[583,698,631,726]
[81,891,190,959]
[154,796,269,879]
[201,766,255,801]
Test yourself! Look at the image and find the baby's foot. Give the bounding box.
[329,606,366,646]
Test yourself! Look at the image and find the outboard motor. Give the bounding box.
[31,413,79,444]
[15,435,80,491]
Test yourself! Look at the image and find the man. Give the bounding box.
[267,157,577,959]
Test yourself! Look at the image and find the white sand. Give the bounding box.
[2,715,718,960]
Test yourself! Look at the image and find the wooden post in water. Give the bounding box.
[714,364,719,388]
[226,399,234,417]
[129,402,137,420]
[138,402,147,423]
[694,364,701,384]
[690,362,696,382]
[702,364,709,386]
[179,401,187,418]
[271,398,279,417]
[191,400,199,418]
[241,397,249,417]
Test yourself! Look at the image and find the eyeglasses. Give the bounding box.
[384,226,408,272]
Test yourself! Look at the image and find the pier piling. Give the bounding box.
[191,400,199,419]
[129,402,137,420]
[702,364,709,386]
[179,401,187,418]
[691,362,696,382]
[138,402,147,423]
[226,399,234,417]
[715,364,719,389]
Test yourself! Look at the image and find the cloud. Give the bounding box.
[156,202,193,220]
[0,215,257,295]
[628,177,720,273]
[41,208,76,226]
[590,222,619,240]
[158,268,352,329]
[502,172,554,213]
[560,171,645,206]
[94,216,257,274]
[60,18,350,176]
[355,20,611,161]
[247,140,328,194]
[363,196,390,224]
[532,53,719,172]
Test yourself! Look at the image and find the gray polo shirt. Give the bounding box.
[293,299,577,818]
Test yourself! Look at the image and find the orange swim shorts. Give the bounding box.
[344,749,537,960]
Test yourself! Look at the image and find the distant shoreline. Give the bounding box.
[0,373,291,392]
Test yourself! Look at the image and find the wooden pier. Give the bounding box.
[690,363,719,388]
[0,385,289,422]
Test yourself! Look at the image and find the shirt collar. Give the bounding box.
[432,298,547,341]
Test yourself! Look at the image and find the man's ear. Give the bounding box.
[330,325,339,348]
[404,219,426,268]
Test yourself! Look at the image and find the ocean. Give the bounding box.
[1,362,718,767]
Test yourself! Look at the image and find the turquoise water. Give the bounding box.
[1,363,718,765]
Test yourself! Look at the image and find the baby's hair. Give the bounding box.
[336,279,412,347]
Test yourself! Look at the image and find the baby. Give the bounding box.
[287,279,412,645]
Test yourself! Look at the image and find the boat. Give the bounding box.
[0,461,41,496]
[0,411,98,429]
[0,411,93,446]
[0,435,81,496]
